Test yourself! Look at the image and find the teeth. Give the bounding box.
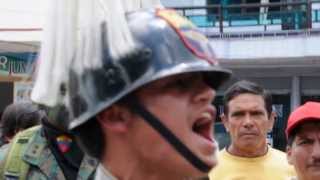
[193,112,212,127]
[201,112,212,120]
[194,113,212,128]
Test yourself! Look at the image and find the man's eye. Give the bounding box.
[175,79,192,89]
[231,112,243,117]
[298,139,313,145]
[251,111,264,117]
[163,78,193,90]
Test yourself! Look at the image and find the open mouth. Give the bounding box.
[308,164,320,168]
[192,113,213,142]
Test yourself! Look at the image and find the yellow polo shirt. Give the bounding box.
[209,147,296,180]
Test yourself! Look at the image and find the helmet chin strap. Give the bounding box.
[128,96,211,172]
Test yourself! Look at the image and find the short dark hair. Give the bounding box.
[0,102,43,141]
[223,80,273,117]
[72,93,134,160]
[287,128,298,147]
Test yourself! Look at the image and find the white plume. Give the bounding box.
[31,0,77,106]
[31,0,163,107]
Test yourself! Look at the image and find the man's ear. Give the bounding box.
[286,146,293,165]
[221,113,229,132]
[268,111,276,131]
[97,105,132,133]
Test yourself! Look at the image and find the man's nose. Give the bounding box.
[311,141,320,160]
[243,114,254,128]
[193,82,216,104]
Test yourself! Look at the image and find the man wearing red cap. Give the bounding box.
[286,101,320,180]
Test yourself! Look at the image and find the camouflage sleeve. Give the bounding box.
[26,166,53,180]
[0,143,11,178]
[0,144,10,162]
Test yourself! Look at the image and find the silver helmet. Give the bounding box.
[68,9,232,172]
[68,9,231,130]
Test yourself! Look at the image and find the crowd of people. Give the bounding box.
[0,2,319,180]
[1,85,319,179]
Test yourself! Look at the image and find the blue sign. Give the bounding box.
[0,52,37,76]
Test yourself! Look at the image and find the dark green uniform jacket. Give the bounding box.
[0,125,98,180]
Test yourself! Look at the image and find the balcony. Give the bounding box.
[174,1,320,38]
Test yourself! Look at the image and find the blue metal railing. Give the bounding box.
[174,1,320,33]
[186,10,319,28]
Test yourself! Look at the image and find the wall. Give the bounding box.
[210,35,320,59]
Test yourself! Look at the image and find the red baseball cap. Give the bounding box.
[286,101,320,138]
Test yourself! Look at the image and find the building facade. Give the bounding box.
[163,0,320,150]
[1,0,319,151]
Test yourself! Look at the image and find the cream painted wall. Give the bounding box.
[210,35,320,59]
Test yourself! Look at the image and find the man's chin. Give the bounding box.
[201,150,218,170]
[307,167,320,177]
[240,140,261,148]
[187,157,217,178]
[207,156,218,170]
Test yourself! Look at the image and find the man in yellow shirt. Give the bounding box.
[286,102,320,180]
[209,80,295,180]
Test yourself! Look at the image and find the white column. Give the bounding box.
[260,0,269,25]
[291,76,301,111]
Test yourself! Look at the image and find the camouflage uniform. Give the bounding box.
[0,144,10,162]
[0,126,97,180]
